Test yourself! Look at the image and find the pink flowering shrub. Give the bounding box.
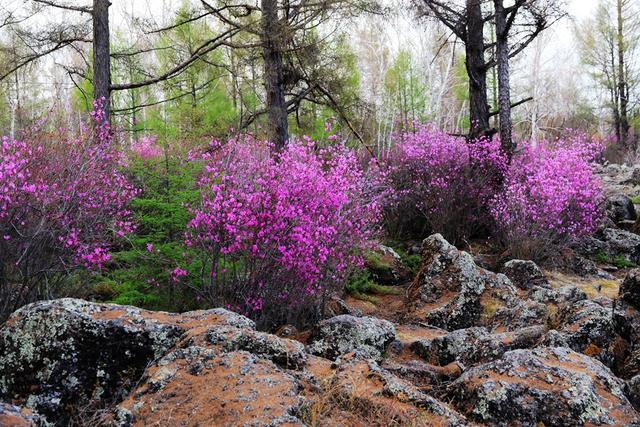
[491,136,604,261]
[382,124,507,243]
[0,102,138,319]
[130,135,163,161]
[187,136,382,328]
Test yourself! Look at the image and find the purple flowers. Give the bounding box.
[0,102,138,316]
[187,136,382,327]
[491,135,604,260]
[382,124,507,242]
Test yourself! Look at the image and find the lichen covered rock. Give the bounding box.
[450,347,640,426]
[306,314,395,361]
[502,259,550,290]
[112,348,304,427]
[411,325,545,366]
[606,194,637,224]
[557,297,621,368]
[621,268,640,310]
[0,298,254,423]
[0,402,39,427]
[407,234,520,331]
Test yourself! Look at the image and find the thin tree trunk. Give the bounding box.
[261,0,288,151]
[617,0,630,147]
[465,0,490,139]
[93,0,111,122]
[494,0,514,159]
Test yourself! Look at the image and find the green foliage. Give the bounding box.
[380,241,422,275]
[383,50,429,123]
[594,251,639,268]
[364,251,390,270]
[90,153,205,311]
[345,270,401,304]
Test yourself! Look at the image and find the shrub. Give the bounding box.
[89,141,203,312]
[187,136,382,329]
[382,124,507,243]
[491,136,604,261]
[0,103,138,319]
[344,270,400,304]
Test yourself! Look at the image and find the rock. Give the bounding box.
[0,298,254,423]
[620,219,638,231]
[365,244,411,285]
[450,347,640,426]
[627,375,640,411]
[628,167,640,186]
[574,236,610,258]
[557,298,620,368]
[528,285,588,306]
[570,253,600,276]
[411,326,545,366]
[199,326,308,370]
[323,293,362,318]
[490,299,549,331]
[410,327,489,366]
[382,359,463,391]
[0,402,39,427]
[537,330,570,348]
[502,259,550,290]
[606,194,637,224]
[306,315,395,361]
[407,234,519,331]
[602,228,640,263]
[621,268,640,309]
[325,356,468,426]
[613,301,640,376]
[113,348,304,427]
[555,286,589,304]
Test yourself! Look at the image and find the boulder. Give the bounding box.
[557,298,620,367]
[306,315,395,361]
[0,298,254,423]
[324,355,468,426]
[628,375,640,411]
[411,325,545,366]
[407,234,520,331]
[489,299,550,331]
[382,359,463,391]
[606,194,637,224]
[201,325,307,370]
[628,167,640,186]
[0,402,39,427]
[621,268,640,309]
[528,285,589,306]
[450,347,640,426]
[113,348,304,427]
[502,259,550,290]
[537,330,570,348]
[602,228,640,263]
[365,244,411,285]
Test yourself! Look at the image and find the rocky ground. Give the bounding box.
[3,164,640,426]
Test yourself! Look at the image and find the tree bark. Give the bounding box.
[261,0,288,151]
[93,0,111,122]
[494,0,514,159]
[617,0,630,147]
[465,0,491,140]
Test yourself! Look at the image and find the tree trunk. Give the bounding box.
[617,0,630,147]
[494,0,514,159]
[261,0,288,151]
[465,0,490,140]
[93,0,111,122]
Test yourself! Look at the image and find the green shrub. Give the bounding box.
[88,151,206,312]
[345,270,400,304]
